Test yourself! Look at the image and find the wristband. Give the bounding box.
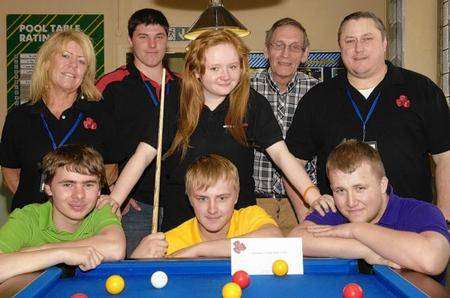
[302,184,318,203]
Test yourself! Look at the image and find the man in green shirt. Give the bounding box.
[0,145,125,283]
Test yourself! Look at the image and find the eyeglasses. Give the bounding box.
[269,42,304,53]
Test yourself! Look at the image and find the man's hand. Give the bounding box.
[130,233,168,259]
[96,195,121,218]
[61,246,104,271]
[122,198,142,216]
[307,223,355,239]
[309,194,336,216]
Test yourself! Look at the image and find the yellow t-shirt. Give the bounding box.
[165,205,277,255]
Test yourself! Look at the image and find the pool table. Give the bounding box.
[9,258,440,297]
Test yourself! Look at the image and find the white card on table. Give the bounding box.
[230,237,303,275]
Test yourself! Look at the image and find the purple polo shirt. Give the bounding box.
[306,189,450,283]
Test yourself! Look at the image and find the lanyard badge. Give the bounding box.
[143,80,171,107]
[345,87,381,142]
[40,112,84,150]
[39,112,83,192]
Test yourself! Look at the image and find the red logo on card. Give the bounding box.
[233,240,247,254]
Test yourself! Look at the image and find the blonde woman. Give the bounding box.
[1,30,118,210]
[107,29,335,231]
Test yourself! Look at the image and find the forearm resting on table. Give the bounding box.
[38,226,125,261]
[0,249,68,283]
[172,224,282,258]
[353,223,450,275]
[110,142,156,206]
[288,224,373,259]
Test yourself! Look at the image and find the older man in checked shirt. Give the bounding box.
[251,18,318,233]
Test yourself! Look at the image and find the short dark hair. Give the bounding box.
[338,11,386,44]
[42,144,107,189]
[265,17,310,50]
[326,139,386,179]
[128,8,169,38]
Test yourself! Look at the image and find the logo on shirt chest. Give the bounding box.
[394,94,411,109]
[83,117,97,130]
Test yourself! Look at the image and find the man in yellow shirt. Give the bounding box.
[131,154,282,258]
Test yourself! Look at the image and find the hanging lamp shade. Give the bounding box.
[184,0,250,40]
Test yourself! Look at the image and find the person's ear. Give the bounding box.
[382,36,387,54]
[233,192,238,205]
[128,36,133,48]
[263,44,269,59]
[44,184,53,197]
[380,176,388,193]
[187,192,195,207]
[301,46,310,64]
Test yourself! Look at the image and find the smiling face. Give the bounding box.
[328,162,388,223]
[129,23,167,72]
[48,41,87,96]
[45,166,100,232]
[188,177,238,241]
[197,43,242,103]
[266,25,308,86]
[339,18,387,82]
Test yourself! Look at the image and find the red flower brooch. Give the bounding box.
[83,117,97,130]
[395,95,411,109]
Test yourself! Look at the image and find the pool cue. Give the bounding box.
[151,68,166,234]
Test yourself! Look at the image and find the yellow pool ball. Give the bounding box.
[272,259,289,276]
[105,274,125,295]
[222,282,242,298]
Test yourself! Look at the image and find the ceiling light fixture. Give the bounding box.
[184,0,250,40]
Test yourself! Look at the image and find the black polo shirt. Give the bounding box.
[96,63,180,204]
[0,99,118,210]
[143,88,283,231]
[286,61,450,202]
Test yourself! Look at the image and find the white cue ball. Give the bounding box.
[150,271,168,289]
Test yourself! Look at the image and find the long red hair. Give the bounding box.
[166,29,250,158]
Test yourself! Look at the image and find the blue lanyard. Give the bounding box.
[345,87,381,141]
[40,112,83,150]
[143,80,170,107]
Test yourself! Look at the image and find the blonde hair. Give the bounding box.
[185,154,239,196]
[166,29,250,158]
[30,29,101,103]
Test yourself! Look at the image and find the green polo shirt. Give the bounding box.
[0,202,121,253]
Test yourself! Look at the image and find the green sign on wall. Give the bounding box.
[6,14,104,109]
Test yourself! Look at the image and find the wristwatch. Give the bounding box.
[446,220,450,229]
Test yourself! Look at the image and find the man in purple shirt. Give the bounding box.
[289,140,450,281]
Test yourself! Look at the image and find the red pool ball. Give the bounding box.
[343,283,363,298]
[232,270,250,289]
[71,293,88,298]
